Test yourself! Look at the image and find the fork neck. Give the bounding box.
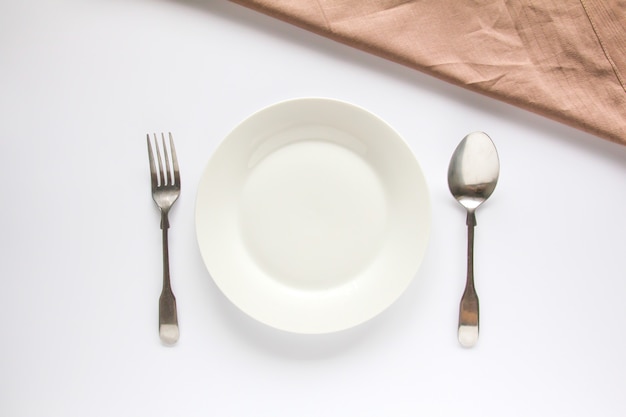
[160,209,170,229]
[160,212,172,293]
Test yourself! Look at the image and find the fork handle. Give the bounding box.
[159,216,179,345]
[159,287,179,345]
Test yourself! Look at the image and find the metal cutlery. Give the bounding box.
[147,132,181,345]
[447,132,499,348]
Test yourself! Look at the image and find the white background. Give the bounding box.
[2,0,626,416]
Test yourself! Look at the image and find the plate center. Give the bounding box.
[239,140,387,290]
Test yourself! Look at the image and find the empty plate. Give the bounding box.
[195,98,430,333]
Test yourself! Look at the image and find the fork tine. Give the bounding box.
[169,133,180,187]
[153,133,165,187]
[147,134,157,189]
[161,133,172,186]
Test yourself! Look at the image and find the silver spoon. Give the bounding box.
[447,132,499,348]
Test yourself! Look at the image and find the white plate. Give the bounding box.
[195,98,430,333]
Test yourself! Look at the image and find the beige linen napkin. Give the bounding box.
[230,0,626,145]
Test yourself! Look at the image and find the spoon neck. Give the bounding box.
[466,211,476,288]
[466,211,476,227]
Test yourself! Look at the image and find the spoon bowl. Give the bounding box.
[448,132,499,211]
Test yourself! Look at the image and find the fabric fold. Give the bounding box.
[230,0,626,145]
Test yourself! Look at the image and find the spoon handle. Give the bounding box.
[459,211,479,347]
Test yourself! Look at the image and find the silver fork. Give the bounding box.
[147,132,180,345]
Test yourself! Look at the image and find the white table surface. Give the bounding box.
[2,1,626,416]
